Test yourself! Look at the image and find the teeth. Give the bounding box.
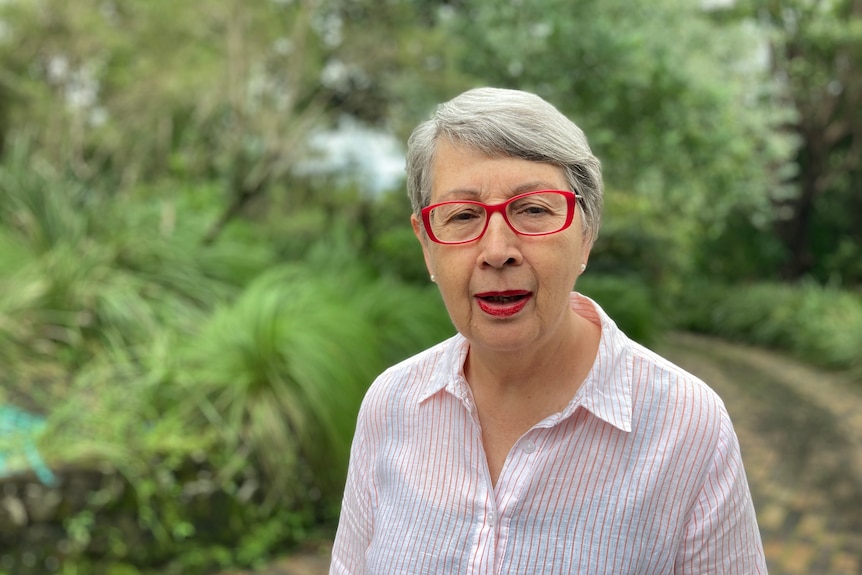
[486,295,519,303]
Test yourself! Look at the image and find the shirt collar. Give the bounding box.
[564,293,634,433]
[416,293,634,433]
[417,334,471,405]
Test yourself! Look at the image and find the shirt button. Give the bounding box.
[487,512,496,527]
[522,440,536,454]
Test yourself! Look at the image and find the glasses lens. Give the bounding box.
[427,202,486,243]
[507,192,570,235]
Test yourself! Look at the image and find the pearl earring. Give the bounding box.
[580,264,586,273]
[430,275,436,283]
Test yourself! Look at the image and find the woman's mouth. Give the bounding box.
[474,291,532,317]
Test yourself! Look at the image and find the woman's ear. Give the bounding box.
[579,243,592,275]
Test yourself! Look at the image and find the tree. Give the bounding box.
[0,0,456,242]
[729,0,862,283]
[1,1,333,236]
[433,0,793,288]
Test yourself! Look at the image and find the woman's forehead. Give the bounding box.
[430,142,568,201]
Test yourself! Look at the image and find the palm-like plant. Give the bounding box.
[0,144,261,394]
[0,139,458,568]
[176,265,382,506]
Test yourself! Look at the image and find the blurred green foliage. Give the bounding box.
[722,0,862,282]
[0,0,860,572]
[577,274,660,347]
[675,281,862,380]
[0,156,453,572]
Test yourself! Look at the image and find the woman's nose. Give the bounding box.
[478,213,522,268]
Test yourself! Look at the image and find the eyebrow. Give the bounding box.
[437,181,565,202]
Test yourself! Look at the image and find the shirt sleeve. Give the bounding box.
[330,402,374,574]
[674,411,768,574]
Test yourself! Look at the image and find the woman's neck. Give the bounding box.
[464,310,602,487]
[465,310,601,406]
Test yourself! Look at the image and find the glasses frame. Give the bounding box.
[420,190,582,245]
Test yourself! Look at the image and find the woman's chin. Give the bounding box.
[464,323,541,355]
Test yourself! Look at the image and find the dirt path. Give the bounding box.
[659,333,862,575]
[228,333,862,575]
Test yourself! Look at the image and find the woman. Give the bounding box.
[331,88,766,573]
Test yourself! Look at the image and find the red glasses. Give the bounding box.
[421,190,580,245]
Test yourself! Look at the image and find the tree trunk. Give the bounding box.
[780,127,826,280]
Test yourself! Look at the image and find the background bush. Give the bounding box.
[577,274,662,347]
[675,281,862,380]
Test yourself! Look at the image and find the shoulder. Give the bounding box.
[627,339,732,444]
[575,291,730,431]
[631,340,727,409]
[356,333,465,424]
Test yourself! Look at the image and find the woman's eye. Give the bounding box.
[515,203,550,216]
[445,207,482,223]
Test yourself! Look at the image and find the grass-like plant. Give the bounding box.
[174,265,382,507]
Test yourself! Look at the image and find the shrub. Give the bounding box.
[173,266,381,507]
[674,281,862,380]
[577,274,663,346]
[9,260,454,574]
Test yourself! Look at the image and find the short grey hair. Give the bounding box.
[406,87,603,245]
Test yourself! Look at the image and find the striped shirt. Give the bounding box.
[331,293,766,574]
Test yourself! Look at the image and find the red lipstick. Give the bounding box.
[474,290,532,318]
